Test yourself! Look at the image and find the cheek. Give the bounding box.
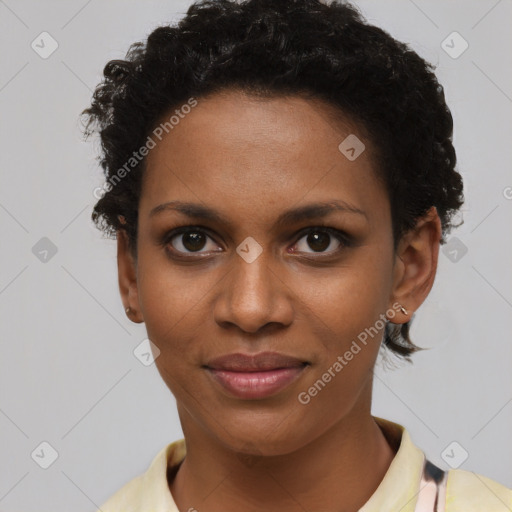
[137,244,211,336]
[291,256,391,398]
[136,255,224,393]
[300,255,392,342]
[290,271,389,438]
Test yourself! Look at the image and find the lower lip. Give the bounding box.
[206,366,307,400]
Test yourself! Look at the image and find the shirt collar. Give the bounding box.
[359,416,425,512]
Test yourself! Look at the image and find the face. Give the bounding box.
[122,90,409,456]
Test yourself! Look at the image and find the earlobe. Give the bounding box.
[388,207,441,323]
[117,229,144,323]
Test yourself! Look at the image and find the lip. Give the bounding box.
[204,352,309,400]
[206,367,308,399]
[205,351,308,371]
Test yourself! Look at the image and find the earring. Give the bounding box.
[125,306,131,314]
[400,305,409,316]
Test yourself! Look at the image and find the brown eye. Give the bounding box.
[166,228,221,255]
[293,228,348,255]
[180,232,207,252]
[305,231,331,252]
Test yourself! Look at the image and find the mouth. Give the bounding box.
[203,352,310,400]
[204,351,309,371]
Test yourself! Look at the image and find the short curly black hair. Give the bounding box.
[81,0,464,360]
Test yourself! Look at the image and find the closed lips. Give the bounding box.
[204,352,309,372]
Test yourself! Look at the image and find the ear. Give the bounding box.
[388,207,441,324]
[117,228,144,323]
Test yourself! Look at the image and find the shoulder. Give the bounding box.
[445,468,512,511]
[96,439,186,512]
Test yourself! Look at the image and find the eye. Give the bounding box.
[162,225,351,260]
[164,227,221,256]
[292,227,348,255]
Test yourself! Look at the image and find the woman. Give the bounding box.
[81,0,511,510]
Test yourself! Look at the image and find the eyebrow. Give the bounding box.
[149,199,367,229]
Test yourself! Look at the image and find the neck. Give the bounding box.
[169,401,396,512]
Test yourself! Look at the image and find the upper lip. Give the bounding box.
[204,352,308,372]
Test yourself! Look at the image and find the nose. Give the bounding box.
[213,248,294,334]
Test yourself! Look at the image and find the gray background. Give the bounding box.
[0,0,511,510]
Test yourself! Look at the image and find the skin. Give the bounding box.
[117,89,441,512]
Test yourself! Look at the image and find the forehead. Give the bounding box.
[140,90,388,227]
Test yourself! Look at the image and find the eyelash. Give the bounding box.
[161,225,352,259]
